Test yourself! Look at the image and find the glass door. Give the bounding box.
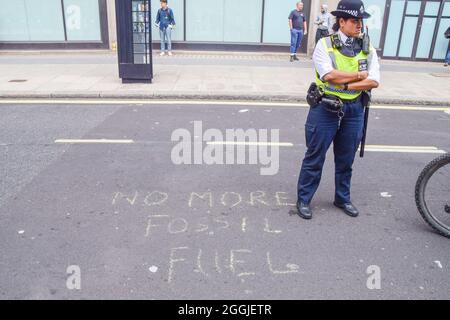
[398,0,422,58]
[132,0,151,64]
[432,1,450,60]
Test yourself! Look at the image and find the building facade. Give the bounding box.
[0,0,449,61]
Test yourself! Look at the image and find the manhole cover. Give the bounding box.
[8,79,27,83]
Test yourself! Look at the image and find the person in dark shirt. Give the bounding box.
[155,0,176,56]
[288,2,308,62]
[445,26,450,67]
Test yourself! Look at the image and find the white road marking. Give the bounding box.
[55,139,135,144]
[366,145,439,150]
[0,99,310,107]
[53,139,445,154]
[361,145,446,154]
[1,99,449,112]
[206,141,293,147]
[371,106,449,112]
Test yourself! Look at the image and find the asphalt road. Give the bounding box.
[0,101,449,300]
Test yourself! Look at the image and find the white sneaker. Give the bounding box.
[159,52,165,56]
[168,51,173,56]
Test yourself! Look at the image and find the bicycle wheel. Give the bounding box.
[415,153,450,238]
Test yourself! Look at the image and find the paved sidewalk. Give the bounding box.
[0,50,449,105]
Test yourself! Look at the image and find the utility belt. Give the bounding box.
[306,83,362,127]
[307,82,361,106]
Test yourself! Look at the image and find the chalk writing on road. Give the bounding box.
[144,215,282,237]
[167,247,301,283]
[112,190,297,208]
[111,190,300,284]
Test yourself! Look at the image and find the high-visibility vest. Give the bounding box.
[316,35,375,101]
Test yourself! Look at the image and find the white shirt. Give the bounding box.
[312,30,380,84]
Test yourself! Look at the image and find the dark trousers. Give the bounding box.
[297,99,365,205]
[315,29,329,43]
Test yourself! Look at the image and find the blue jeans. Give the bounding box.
[159,27,172,52]
[297,99,365,205]
[290,29,303,55]
[446,49,450,63]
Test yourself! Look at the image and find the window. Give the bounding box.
[383,0,405,57]
[185,0,262,43]
[0,0,30,41]
[433,1,450,59]
[63,0,102,41]
[263,0,299,44]
[0,0,103,42]
[432,17,450,59]
[0,0,65,41]
[365,0,387,49]
[223,0,262,43]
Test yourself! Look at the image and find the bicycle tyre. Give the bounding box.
[415,153,450,238]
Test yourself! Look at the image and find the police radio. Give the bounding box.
[330,34,342,50]
[359,24,370,54]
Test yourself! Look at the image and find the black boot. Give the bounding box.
[290,55,295,62]
[293,55,299,61]
[296,202,313,220]
[333,202,359,217]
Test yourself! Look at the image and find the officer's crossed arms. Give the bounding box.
[322,18,379,92]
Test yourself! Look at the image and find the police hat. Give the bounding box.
[331,0,371,19]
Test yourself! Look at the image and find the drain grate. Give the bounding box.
[8,79,28,83]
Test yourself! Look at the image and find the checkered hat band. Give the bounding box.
[336,9,359,16]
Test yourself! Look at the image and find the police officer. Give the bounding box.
[296,0,380,220]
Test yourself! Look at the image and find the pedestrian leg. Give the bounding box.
[159,29,165,52]
[296,30,304,54]
[290,30,299,56]
[315,29,321,44]
[166,27,172,53]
